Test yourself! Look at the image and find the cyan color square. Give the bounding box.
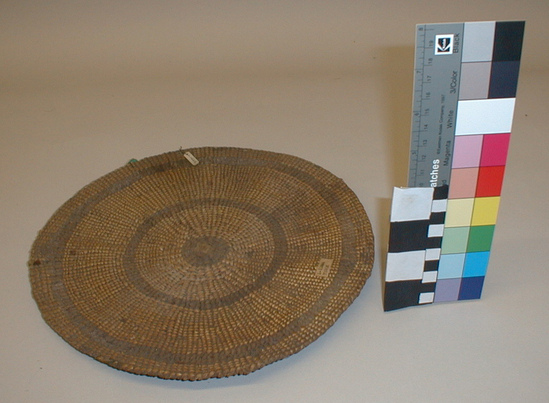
[463,252,490,277]
[438,253,466,279]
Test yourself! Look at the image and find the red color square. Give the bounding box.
[480,133,510,166]
[476,166,506,197]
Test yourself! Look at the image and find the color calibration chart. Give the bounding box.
[384,21,525,311]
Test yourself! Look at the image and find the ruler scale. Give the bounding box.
[384,21,525,311]
[409,23,464,187]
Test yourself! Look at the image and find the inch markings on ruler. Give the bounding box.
[409,23,464,187]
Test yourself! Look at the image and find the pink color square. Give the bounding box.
[452,135,484,168]
[480,133,511,166]
[449,168,479,199]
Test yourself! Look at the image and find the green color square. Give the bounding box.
[441,227,470,254]
[467,225,495,252]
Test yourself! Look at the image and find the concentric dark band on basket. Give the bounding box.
[124,198,289,309]
[29,147,374,380]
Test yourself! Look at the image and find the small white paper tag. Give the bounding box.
[315,258,333,278]
[183,151,199,166]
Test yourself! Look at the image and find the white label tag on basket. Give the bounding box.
[184,152,199,166]
[315,258,333,278]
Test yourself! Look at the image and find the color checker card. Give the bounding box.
[384,21,525,311]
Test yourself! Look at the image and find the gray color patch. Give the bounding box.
[462,21,496,62]
[459,62,492,100]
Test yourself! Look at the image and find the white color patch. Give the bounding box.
[455,98,516,136]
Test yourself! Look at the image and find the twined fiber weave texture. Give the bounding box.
[29,147,374,380]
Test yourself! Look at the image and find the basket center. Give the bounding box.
[181,236,230,267]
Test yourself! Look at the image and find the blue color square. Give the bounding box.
[463,252,490,277]
[459,276,485,300]
[438,254,466,279]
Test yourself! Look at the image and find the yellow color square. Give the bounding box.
[445,198,475,227]
[471,197,501,226]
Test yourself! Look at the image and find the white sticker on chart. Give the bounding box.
[390,187,434,222]
[425,248,441,261]
[385,250,426,282]
[419,292,435,304]
[428,224,445,238]
[422,271,438,283]
[431,199,448,213]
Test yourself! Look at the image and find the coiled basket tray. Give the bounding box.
[29,147,374,381]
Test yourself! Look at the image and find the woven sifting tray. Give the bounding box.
[29,147,374,381]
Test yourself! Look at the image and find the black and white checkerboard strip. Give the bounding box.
[384,185,448,311]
